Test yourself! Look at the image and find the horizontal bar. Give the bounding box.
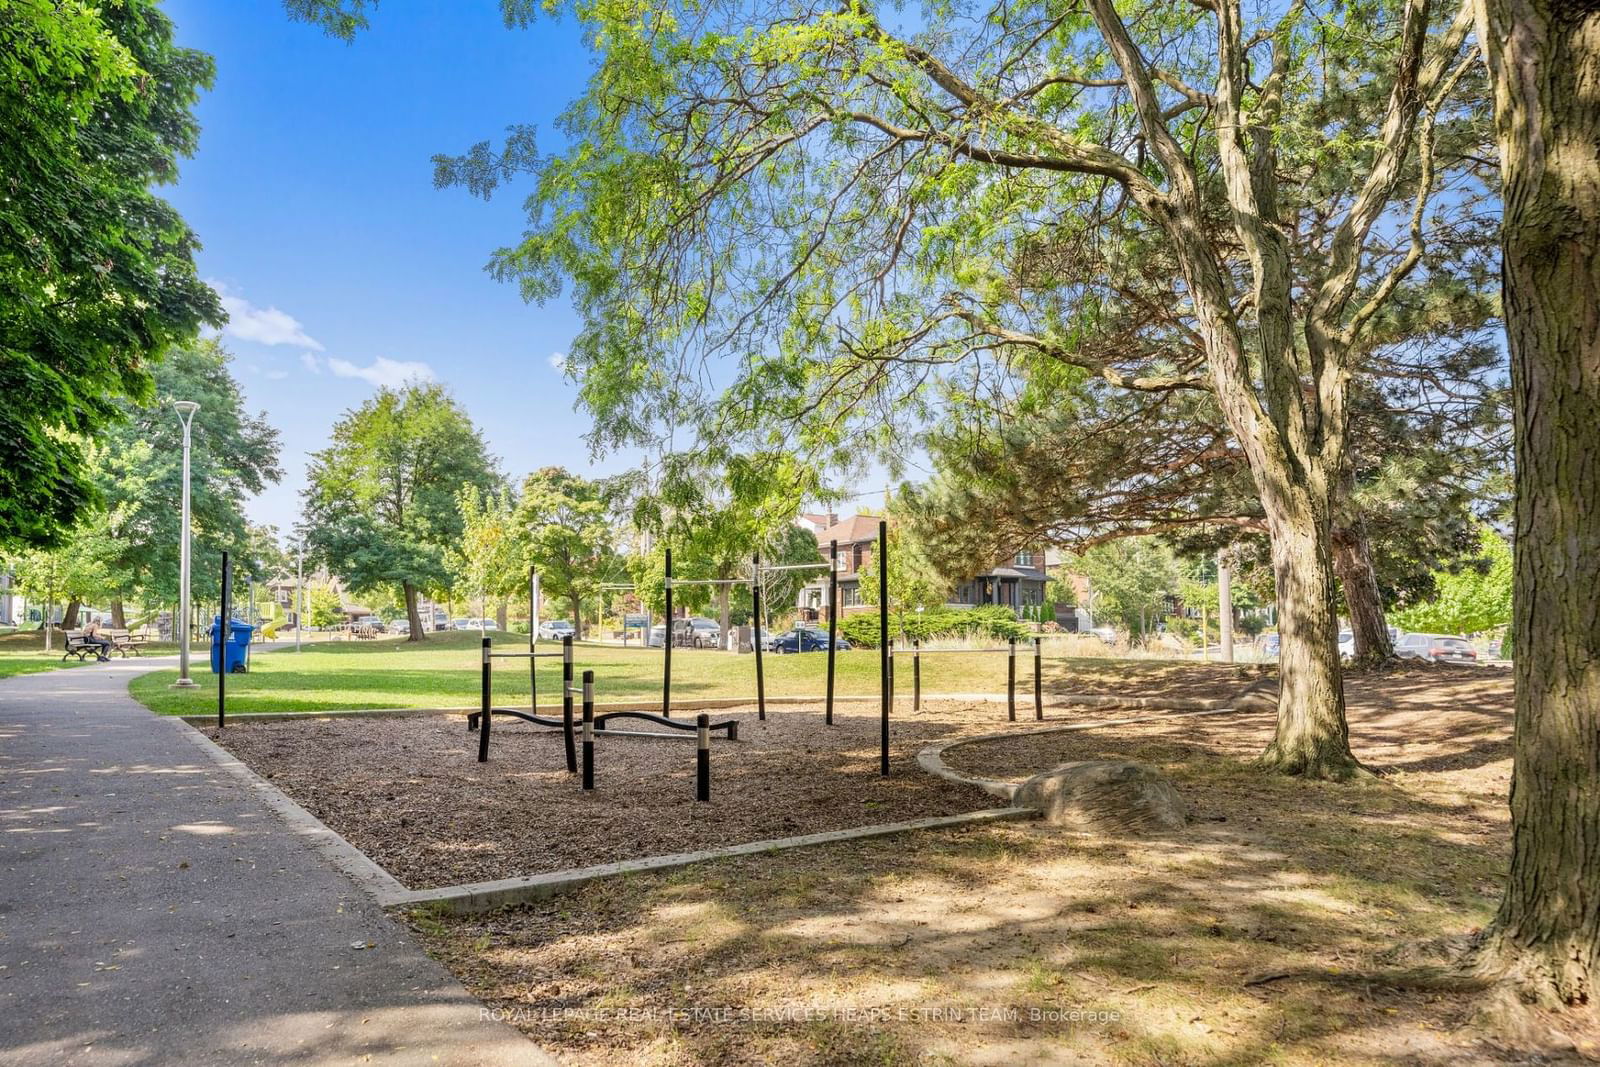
[487,651,565,659]
[756,562,832,573]
[597,583,637,590]
[665,577,750,587]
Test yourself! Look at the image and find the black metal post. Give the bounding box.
[913,640,921,711]
[537,563,544,713]
[663,548,672,718]
[581,670,595,790]
[1034,638,1043,720]
[218,552,230,729]
[561,634,576,773]
[477,636,492,761]
[752,551,766,720]
[878,519,889,777]
[1007,638,1017,722]
[826,538,838,726]
[696,713,710,802]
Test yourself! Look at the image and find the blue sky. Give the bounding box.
[162,0,631,534]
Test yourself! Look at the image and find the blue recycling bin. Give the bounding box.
[209,617,255,674]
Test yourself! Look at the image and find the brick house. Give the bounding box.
[795,514,1049,620]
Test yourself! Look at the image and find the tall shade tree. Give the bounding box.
[0,0,221,549]
[512,468,620,634]
[302,384,498,641]
[1469,0,1600,1010]
[446,486,521,630]
[95,340,282,624]
[404,0,1485,779]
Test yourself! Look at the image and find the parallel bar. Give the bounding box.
[696,714,710,802]
[826,539,838,727]
[752,551,766,721]
[878,519,889,777]
[477,637,492,762]
[561,635,576,773]
[913,640,921,711]
[488,650,565,659]
[663,548,673,719]
[1007,639,1017,722]
[1034,638,1043,720]
[218,551,230,729]
[754,561,832,574]
[906,647,1014,655]
[581,670,595,790]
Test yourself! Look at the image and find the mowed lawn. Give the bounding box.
[0,629,179,679]
[128,629,1254,716]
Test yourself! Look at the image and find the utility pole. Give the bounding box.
[172,401,200,687]
[296,542,304,652]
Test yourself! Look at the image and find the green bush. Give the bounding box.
[839,605,1029,648]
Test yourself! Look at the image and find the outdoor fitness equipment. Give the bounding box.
[469,634,740,764]
[907,637,1044,721]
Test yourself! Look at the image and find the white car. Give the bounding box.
[1396,633,1479,664]
[538,619,576,641]
[687,617,722,648]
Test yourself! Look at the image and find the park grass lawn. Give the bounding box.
[400,670,1572,1066]
[0,629,177,678]
[127,629,1255,716]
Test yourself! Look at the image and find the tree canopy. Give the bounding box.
[0,0,221,549]
[302,383,498,639]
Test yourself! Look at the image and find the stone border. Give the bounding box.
[172,718,412,902]
[917,704,1254,801]
[385,808,1039,914]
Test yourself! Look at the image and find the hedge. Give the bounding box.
[838,605,1030,649]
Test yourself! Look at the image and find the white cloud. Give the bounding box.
[209,280,324,350]
[548,352,567,371]
[327,356,437,389]
[265,368,289,381]
[300,352,324,375]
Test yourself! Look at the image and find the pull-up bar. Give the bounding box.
[907,638,1043,721]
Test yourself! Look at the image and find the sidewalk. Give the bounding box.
[0,657,552,1065]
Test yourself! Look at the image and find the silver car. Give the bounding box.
[1395,633,1478,664]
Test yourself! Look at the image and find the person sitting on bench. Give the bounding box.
[82,619,113,662]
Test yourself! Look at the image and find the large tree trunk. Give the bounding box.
[1254,482,1367,780]
[62,599,81,629]
[495,598,508,632]
[402,581,425,642]
[1332,522,1394,663]
[110,599,126,630]
[570,594,583,637]
[1470,0,1600,1008]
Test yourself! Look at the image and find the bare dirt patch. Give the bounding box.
[204,699,1069,889]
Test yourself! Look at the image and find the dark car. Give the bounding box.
[1396,633,1479,664]
[771,626,849,653]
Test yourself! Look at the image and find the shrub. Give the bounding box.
[838,605,1029,648]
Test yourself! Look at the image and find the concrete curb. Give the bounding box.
[172,721,413,902]
[917,704,1255,800]
[384,807,1040,914]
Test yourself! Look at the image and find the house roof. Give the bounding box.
[814,514,882,546]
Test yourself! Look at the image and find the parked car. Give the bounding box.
[647,623,666,648]
[1257,633,1281,658]
[452,617,493,631]
[1086,625,1117,644]
[771,626,849,653]
[538,619,576,641]
[432,610,450,632]
[354,615,386,633]
[1338,630,1354,661]
[390,618,410,636]
[1395,633,1478,664]
[686,617,722,649]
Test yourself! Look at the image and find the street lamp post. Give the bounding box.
[296,542,304,653]
[172,401,200,688]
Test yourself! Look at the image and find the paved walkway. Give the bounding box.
[0,656,552,1065]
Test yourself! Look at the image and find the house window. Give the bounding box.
[1015,550,1035,568]
[840,585,863,607]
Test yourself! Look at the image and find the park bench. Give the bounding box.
[107,629,146,657]
[60,630,111,662]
